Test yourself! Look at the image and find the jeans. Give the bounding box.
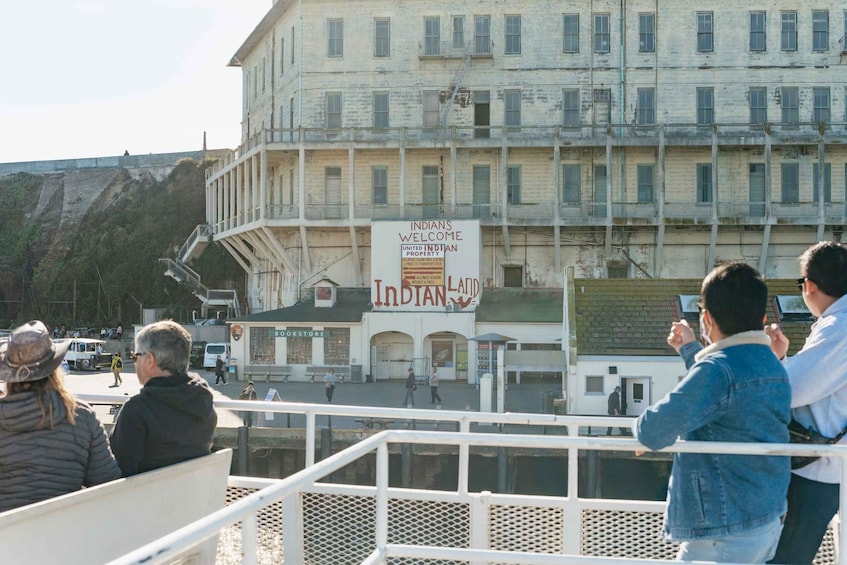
[769,473,839,564]
[677,515,782,563]
[404,388,415,406]
[430,386,441,403]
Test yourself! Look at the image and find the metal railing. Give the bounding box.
[81,395,844,565]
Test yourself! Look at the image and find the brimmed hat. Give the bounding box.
[0,321,70,383]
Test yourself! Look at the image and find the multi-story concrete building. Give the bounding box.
[191,0,845,395]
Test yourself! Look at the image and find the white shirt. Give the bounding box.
[784,294,847,484]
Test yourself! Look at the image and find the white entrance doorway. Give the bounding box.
[622,377,651,417]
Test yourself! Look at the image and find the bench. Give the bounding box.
[0,448,233,565]
[244,364,292,382]
[306,365,350,383]
[355,417,395,430]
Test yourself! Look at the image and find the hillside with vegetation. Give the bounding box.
[0,159,243,330]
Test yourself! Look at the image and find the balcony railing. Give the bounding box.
[79,395,846,565]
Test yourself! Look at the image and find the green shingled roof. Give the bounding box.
[229,288,371,323]
[573,278,812,356]
[475,288,563,323]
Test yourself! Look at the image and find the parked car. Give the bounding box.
[54,338,110,370]
[196,318,226,326]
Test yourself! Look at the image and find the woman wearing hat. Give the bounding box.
[0,320,121,513]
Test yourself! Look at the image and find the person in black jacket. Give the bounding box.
[110,320,217,476]
[606,385,628,436]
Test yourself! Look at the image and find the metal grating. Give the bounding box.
[815,526,838,565]
[387,498,470,565]
[215,488,838,564]
[217,486,284,565]
[488,504,563,554]
[301,493,471,565]
[581,509,678,560]
[302,492,376,564]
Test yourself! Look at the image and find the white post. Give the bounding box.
[241,512,259,565]
[375,443,389,563]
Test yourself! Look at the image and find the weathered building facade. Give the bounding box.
[196,0,844,396]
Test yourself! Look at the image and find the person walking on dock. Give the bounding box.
[324,368,337,403]
[403,367,416,407]
[110,352,123,386]
[429,365,442,405]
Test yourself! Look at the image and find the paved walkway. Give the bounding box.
[64,366,567,431]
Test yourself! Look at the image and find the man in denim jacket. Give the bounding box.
[635,263,791,563]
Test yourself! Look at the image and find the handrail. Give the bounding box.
[102,428,847,565]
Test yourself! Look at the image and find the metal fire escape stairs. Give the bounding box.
[436,52,473,145]
[159,224,242,317]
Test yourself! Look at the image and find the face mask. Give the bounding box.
[700,312,712,345]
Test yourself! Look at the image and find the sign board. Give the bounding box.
[271,329,325,338]
[263,388,281,421]
[371,220,482,312]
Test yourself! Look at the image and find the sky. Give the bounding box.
[0,0,271,163]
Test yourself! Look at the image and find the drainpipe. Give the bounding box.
[618,0,626,206]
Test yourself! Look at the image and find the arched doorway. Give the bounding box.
[369,331,414,381]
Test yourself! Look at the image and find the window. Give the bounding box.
[637,164,655,203]
[504,90,521,127]
[813,87,830,123]
[781,163,799,203]
[639,13,655,52]
[452,16,464,48]
[697,87,714,125]
[562,89,580,126]
[423,91,439,127]
[608,262,629,278]
[328,19,343,58]
[813,11,829,51]
[563,14,579,53]
[562,164,581,204]
[749,87,767,124]
[374,18,390,57]
[475,15,491,54]
[636,88,655,125]
[326,92,341,128]
[372,166,388,205]
[505,15,521,54]
[697,12,714,52]
[373,92,389,128]
[750,11,766,51]
[781,87,799,124]
[696,163,713,203]
[280,38,285,74]
[324,328,350,365]
[813,163,832,203]
[424,17,440,55]
[594,14,610,53]
[286,327,313,365]
[507,165,521,204]
[586,375,604,394]
[249,327,274,364]
[503,266,523,288]
[472,165,491,218]
[781,12,797,51]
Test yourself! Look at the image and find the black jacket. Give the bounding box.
[110,372,217,476]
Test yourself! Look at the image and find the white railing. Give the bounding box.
[104,428,846,565]
[80,395,845,565]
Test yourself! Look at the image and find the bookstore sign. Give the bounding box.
[271,329,325,338]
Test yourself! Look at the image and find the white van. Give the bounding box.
[203,343,230,370]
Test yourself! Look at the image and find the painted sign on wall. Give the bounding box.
[371,220,481,312]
